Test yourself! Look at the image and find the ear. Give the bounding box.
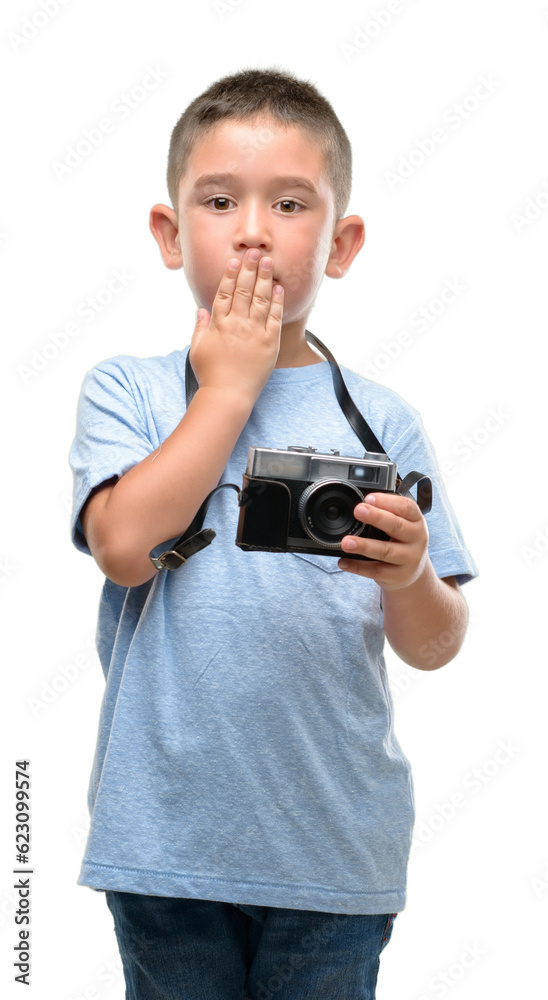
[149,204,183,270]
[324,215,365,279]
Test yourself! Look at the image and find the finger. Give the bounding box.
[209,256,245,323]
[189,306,211,366]
[230,248,266,319]
[264,282,284,334]
[192,306,210,338]
[341,533,405,566]
[248,255,276,323]
[361,492,423,522]
[354,498,420,543]
[363,492,423,519]
[338,556,390,581]
[248,256,284,333]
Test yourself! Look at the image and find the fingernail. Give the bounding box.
[365,494,376,504]
[261,257,273,270]
[248,249,261,261]
[228,258,241,270]
[344,537,357,550]
[339,559,349,570]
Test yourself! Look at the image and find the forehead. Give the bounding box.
[182,117,330,192]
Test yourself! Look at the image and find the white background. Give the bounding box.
[1,0,547,997]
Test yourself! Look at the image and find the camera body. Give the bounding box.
[236,445,398,561]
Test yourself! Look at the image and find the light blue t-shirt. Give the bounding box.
[69,344,478,914]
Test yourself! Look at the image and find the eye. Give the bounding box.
[275,199,302,214]
[205,197,234,211]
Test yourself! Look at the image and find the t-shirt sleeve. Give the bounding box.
[390,414,478,586]
[68,360,158,555]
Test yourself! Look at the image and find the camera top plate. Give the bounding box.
[245,445,397,492]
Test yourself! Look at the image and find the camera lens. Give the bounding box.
[298,480,364,548]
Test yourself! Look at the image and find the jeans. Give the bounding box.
[105,890,397,1000]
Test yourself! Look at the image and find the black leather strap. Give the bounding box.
[304,331,386,455]
[396,470,432,514]
[185,349,199,408]
[149,483,240,570]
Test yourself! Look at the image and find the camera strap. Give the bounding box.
[304,334,431,513]
[304,331,385,454]
[149,331,431,570]
[149,484,240,570]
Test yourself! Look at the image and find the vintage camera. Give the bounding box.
[236,445,398,560]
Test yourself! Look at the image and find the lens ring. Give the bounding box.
[298,479,365,548]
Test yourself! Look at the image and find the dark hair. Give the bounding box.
[166,67,352,223]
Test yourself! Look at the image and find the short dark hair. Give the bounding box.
[166,67,352,223]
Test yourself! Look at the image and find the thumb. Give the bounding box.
[189,308,210,379]
[190,306,210,350]
[191,306,210,343]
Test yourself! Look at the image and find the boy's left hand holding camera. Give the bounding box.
[339,492,468,671]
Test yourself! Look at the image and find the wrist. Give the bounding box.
[380,553,436,599]
[193,384,256,417]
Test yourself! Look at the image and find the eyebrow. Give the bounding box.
[192,173,318,195]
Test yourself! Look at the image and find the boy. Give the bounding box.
[69,68,478,999]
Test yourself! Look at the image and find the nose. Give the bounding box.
[233,200,272,253]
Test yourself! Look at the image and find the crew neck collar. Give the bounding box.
[266,359,330,382]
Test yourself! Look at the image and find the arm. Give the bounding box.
[338,493,469,670]
[379,569,468,670]
[81,249,283,588]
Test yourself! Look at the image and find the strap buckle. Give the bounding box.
[150,549,187,571]
[149,527,218,571]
